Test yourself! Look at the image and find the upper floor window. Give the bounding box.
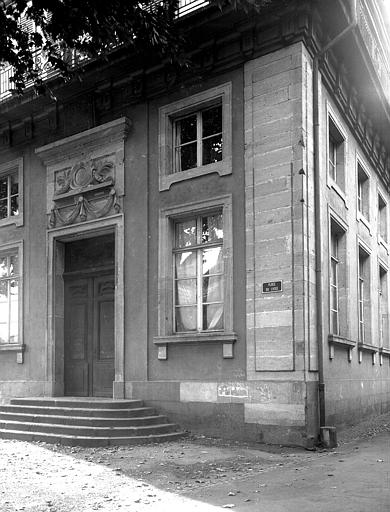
[357,162,370,221]
[0,249,20,344]
[0,172,19,220]
[159,83,232,190]
[174,104,222,173]
[328,116,345,190]
[0,158,23,227]
[378,193,387,242]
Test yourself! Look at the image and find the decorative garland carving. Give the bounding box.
[49,187,120,228]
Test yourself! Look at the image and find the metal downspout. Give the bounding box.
[312,0,357,432]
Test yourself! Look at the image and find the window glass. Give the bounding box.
[174,213,224,333]
[0,172,19,220]
[174,104,222,173]
[0,251,19,344]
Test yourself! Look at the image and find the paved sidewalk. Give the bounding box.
[0,416,389,511]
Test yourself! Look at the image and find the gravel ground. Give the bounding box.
[0,411,389,512]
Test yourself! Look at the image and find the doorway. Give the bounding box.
[63,234,115,397]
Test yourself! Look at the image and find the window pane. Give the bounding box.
[175,306,197,332]
[202,106,222,138]
[203,304,224,330]
[10,254,19,276]
[0,177,7,200]
[331,311,338,334]
[176,115,197,144]
[202,247,223,275]
[0,256,8,278]
[202,135,223,165]
[175,252,196,278]
[330,286,338,311]
[175,279,197,305]
[203,275,223,303]
[10,174,18,195]
[0,278,8,299]
[175,143,197,172]
[175,221,197,248]
[10,196,19,216]
[0,199,8,220]
[9,280,18,343]
[202,214,223,244]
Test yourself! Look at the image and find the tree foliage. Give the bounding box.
[0,0,277,95]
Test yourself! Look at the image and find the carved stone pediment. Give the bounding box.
[35,117,130,228]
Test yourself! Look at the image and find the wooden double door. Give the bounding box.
[64,272,115,397]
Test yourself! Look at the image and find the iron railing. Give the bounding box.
[0,0,209,101]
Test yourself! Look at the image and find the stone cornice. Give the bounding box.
[35,117,131,166]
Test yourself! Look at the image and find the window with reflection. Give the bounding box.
[0,251,19,344]
[173,212,224,332]
[0,172,19,220]
[173,104,223,173]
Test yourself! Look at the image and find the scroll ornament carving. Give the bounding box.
[55,160,114,196]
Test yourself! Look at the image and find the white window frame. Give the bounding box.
[154,195,236,358]
[0,240,24,356]
[0,158,24,228]
[159,83,232,191]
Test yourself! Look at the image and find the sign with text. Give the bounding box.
[262,281,283,293]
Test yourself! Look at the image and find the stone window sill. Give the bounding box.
[358,341,378,353]
[153,332,237,360]
[160,159,231,191]
[0,343,25,363]
[328,334,356,361]
[358,342,378,364]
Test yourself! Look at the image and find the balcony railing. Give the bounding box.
[0,0,209,102]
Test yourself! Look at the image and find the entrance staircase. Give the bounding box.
[0,397,185,447]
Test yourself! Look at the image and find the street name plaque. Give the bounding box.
[262,281,282,293]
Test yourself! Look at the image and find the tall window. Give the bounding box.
[174,104,222,173]
[358,247,370,343]
[173,212,224,332]
[328,116,345,189]
[357,162,370,220]
[0,251,19,344]
[0,171,19,220]
[330,231,339,335]
[379,265,388,348]
[329,218,347,336]
[378,194,387,242]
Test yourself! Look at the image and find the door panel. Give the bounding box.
[64,273,114,397]
[92,275,115,397]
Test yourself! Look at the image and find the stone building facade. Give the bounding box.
[0,0,389,446]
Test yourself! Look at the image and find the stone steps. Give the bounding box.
[0,397,185,446]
